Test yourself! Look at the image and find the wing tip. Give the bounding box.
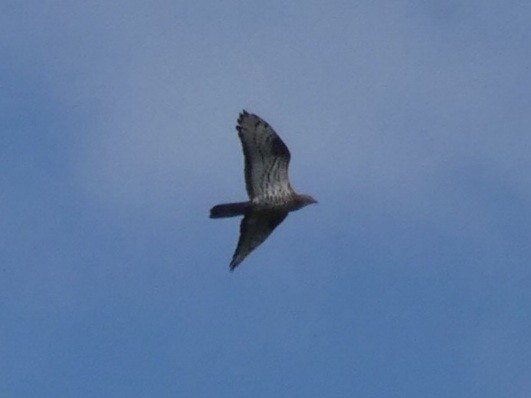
[229,259,240,271]
[237,109,250,125]
[237,110,269,132]
[230,251,244,270]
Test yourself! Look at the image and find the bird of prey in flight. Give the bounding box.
[210,110,317,270]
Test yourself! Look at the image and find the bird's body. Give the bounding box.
[210,111,316,270]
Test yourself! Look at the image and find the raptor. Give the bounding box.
[210,110,317,270]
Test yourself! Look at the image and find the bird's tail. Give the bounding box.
[209,201,250,218]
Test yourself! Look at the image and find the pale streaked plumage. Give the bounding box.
[210,110,317,270]
[237,111,294,201]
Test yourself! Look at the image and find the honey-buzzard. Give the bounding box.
[210,111,317,270]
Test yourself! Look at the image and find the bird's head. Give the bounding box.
[292,194,318,210]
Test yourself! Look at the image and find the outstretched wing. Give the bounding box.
[237,111,294,200]
[230,210,288,270]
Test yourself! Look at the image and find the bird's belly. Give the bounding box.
[252,195,291,208]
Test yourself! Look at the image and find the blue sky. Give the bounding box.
[2,1,530,397]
